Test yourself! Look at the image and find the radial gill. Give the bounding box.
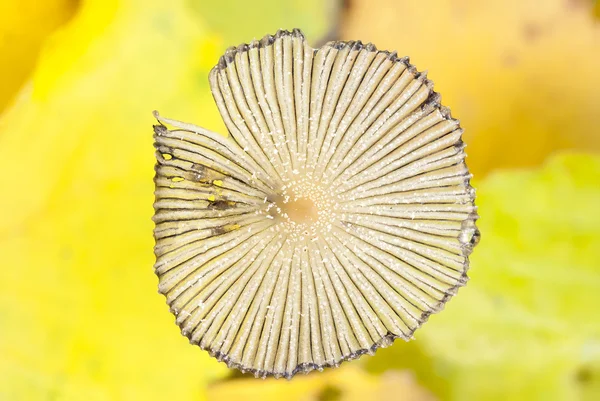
[152,28,480,379]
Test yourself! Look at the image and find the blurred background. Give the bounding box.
[1,0,599,400]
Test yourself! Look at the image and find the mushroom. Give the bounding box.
[152,29,479,379]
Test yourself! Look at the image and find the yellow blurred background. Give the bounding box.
[1,0,599,400]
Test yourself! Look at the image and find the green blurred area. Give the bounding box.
[0,0,599,400]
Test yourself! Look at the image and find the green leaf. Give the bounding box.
[366,153,600,401]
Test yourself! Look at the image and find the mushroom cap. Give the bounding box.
[152,29,479,379]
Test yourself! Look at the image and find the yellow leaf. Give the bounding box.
[342,0,600,177]
[0,0,78,112]
[0,0,335,399]
[207,365,435,401]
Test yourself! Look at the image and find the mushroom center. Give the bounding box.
[279,197,318,224]
[265,178,338,240]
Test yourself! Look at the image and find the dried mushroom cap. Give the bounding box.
[152,29,479,379]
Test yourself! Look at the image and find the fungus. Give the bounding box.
[152,29,479,379]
